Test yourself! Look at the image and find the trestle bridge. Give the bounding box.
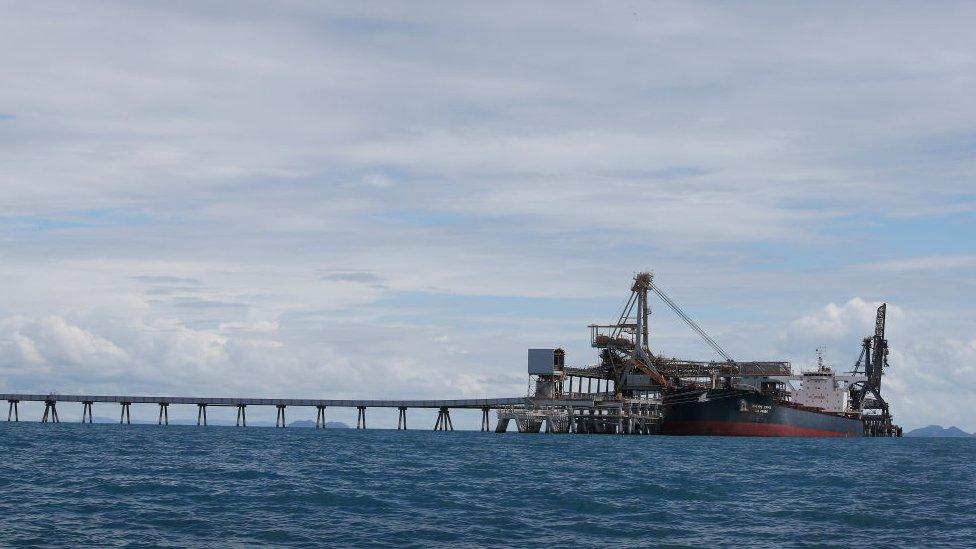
[0,392,663,434]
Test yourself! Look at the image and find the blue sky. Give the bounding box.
[1,2,974,430]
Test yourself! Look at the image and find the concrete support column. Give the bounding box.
[236,404,247,427]
[120,402,131,425]
[197,404,208,426]
[82,401,93,423]
[7,400,18,422]
[315,406,326,428]
[480,407,491,432]
[158,403,169,425]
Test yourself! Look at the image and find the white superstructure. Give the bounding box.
[792,350,866,414]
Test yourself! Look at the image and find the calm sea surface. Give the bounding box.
[0,422,973,548]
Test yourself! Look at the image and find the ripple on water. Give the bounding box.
[0,423,975,547]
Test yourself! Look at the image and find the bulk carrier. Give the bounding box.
[510,272,901,437]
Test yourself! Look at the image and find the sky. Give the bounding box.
[1,1,974,430]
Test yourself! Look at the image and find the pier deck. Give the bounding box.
[0,394,528,408]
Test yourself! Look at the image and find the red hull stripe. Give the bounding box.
[663,420,860,438]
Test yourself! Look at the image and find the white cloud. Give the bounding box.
[862,255,976,272]
[0,2,973,430]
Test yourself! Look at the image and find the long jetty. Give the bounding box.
[1,393,529,431]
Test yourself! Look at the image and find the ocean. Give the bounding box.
[0,422,973,548]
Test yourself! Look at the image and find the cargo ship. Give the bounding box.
[661,359,868,437]
[662,388,865,437]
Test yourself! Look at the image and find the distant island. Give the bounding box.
[904,425,974,437]
[287,420,350,429]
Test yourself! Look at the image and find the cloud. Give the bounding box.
[861,255,976,272]
[785,298,898,347]
[319,270,384,285]
[361,174,395,188]
[0,316,129,372]
[0,3,973,429]
[218,320,279,333]
[132,275,203,285]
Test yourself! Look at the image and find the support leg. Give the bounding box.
[445,409,453,431]
[241,406,245,427]
[197,404,202,426]
[52,403,59,423]
[7,401,12,422]
[14,401,18,422]
[164,405,169,425]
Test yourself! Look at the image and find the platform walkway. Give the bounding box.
[1,393,531,430]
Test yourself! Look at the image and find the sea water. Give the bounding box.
[0,422,973,547]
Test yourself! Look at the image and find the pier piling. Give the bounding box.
[120,402,131,424]
[7,400,19,422]
[356,406,366,429]
[197,403,208,426]
[434,407,453,431]
[275,405,286,427]
[82,401,93,423]
[42,400,59,423]
[236,404,246,427]
[397,406,407,429]
[480,406,491,431]
[314,405,326,428]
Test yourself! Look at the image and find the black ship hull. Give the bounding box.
[662,388,864,437]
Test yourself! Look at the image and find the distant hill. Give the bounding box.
[904,425,974,437]
[287,420,350,429]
